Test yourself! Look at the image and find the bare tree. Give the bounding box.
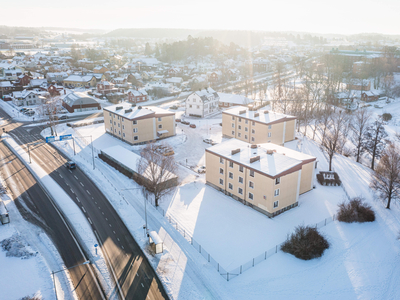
[320,110,349,171]
[362,118,388,170]
[39,96,61,136]
[351,108,372,163]
[370,143,400,209]
[137,143,177,206]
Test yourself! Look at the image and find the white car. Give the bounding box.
[197,166,206,174]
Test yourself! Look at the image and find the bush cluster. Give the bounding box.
[281,225,329,260]
[337,197,375,223]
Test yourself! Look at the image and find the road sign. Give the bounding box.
[94,244,98,247]
[60,134,72,141]
[45,136,55,143]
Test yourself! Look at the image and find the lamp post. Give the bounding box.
[52,260,90,300]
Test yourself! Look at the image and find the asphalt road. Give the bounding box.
[0,131,104,300]
[1,110,169,300]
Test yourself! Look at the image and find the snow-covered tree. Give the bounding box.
[362,118,388,170]
[370,143,400,209]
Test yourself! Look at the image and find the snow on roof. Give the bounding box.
[218,93,254,105]
[63,92,99,106]
[192,88,219,102]
[207,139,315,178]
[223,106,295,124]
[101,145,177,181]
[0,81,13,87]
[103,102,173,120]
[64,75,94,82]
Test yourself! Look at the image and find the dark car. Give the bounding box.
[181,120,190,125]
[59,115,68,120]
[66,161,76,169]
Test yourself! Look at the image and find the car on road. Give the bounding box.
[25,111,35,116]
[197,166,206,174]
[66,161,76,169]
[59,115,68,120]
[169,105,178,110]
[181,120,190,125]
[175,118,181,122]
[203,139,212,144]
[189,124,196,128]
[20,107,28,112]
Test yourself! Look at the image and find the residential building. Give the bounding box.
[222,106,296,145]
[347,79,371,91]
[0,81,17,97]
[62,92,101,112]
[104,102,176,145]
[185,88,220,118]
[46,72,69,83]
[12,90,40,106]
[205,139,317,217]
[97,81,116,95]
[218,93,254,108]
[63,75,97,87]
[126,89,148,104]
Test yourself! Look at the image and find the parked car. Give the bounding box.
[19,107,28,112]
[59,115,68,120]
[66,161,76,169]
[169,105,178,110]
[203,139,212,144]
[25,111,35,116]
[176,118,181,122]
[197,166,206,174]
[189,124,196,128]
[181,120,190,125]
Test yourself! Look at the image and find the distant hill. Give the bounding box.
[104,28,267,47]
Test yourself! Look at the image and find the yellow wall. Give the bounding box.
[299,161,315,194]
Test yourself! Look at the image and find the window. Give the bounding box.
[229,161,233,168]
[239,165,243,172]
[274,189,280,197]
[228,183,233,190]
[250,170,254,177]
[133,120,137,125]
[110,120,112,124]
[219,168,224,175]
[251,137,255,142]
[248,192,254,200]
[197,105,200,109]
[232,123,235,128]
[249,181,254,188]
[245,127,248,132]
[123,133,125,137]
[239,176,243,183]
[238,125,241,130]
[118,123,120,127]
[232,131,235,135]
[275,177,281,185]
[117,116,119,120]
[220,157,224,164]
[238,117,241,122]
[268,132,272,137]
[232,116,235,120]
[193,99,196,102]
[133,128,138,133]
[158,124,162,129]
[158,117,162,121]
[114,121,116,125]
[252,121,255,126]
[245,135,248,139]
[238,133,241,137]
[268,125,272,129]
[229,172,233,179]
[274,200,279,208]
[134,136,139,141]
[121,118,124,122]
[189,105,192,108]
[219,178,224,185]
[238,187,243,195]
[118,131,120,134]
[245,119,248,124]
[122,125,125,129]
[251,129,255,134]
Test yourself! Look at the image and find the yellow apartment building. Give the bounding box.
[222,106,296,145]
[206,139,316,217]
[104,102,176,145]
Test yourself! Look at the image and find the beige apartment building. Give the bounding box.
[104,102,176,145]
[222,106,296,145]
[205,139,316,217]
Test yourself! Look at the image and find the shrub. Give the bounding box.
[337,197,375,223]
[281,225,329,260]
[382,113,392,122]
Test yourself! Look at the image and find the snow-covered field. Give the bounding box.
[44,108,400,299]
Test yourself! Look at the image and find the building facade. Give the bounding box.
[222,106,296,145]
[104,102,176,145]
[205,139,316,217]
[185,88,220,118]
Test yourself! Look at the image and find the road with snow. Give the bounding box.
[0,110,170,300]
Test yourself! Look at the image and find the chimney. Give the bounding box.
[264,110,269,114]
[231,148,240,155]
[250,144,257,149]
[266,150,274,155]
[254,113,259,117]
[250,156,260,163]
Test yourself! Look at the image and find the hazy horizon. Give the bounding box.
[2,0,400,36]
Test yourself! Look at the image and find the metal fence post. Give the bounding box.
[253,258,254,267]
[218,263,219,272]
[191,237,193,245]
[227,273,229,281]
[208,254,210,262]
[325,218,327,226]
[265,251,267,259]
[199,245,201,253]
[240,265,242,274]
[276,245,278,253]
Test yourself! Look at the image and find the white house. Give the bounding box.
[12,90,40,106]
[185,88,220,118]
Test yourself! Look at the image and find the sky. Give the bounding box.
[2,0,400,35]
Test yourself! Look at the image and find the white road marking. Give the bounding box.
[88,218,92,224]
[102,212,104,215]
[98,206,101,209]
[80,182,84,187]
[86,190,91,195]
[117,238,120,241]
[69,170,72,173]
[106,218,108,221]
[76,197,80,202]
[74,175,78,180]
[113,231,116,234]
[70,188,74,194]
[121,245,124,250]
[59,174,63,178]
[82,206,86,213]
[109,224,112,227]
[141,283,144,288]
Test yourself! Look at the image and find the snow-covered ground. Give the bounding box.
[45,113,400,299]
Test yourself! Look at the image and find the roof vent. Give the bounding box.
[231,148,240,155]
[267,150,274,155]
[239,110,246,115]
[264,110,269,114]
[138,106,142,109]
[250,156,260,163]
[125,108,132,113]
[254,113,259,117]
[250,144,257,149]
[115,106,123,110]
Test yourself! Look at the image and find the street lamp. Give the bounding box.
[52,260,90,300]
